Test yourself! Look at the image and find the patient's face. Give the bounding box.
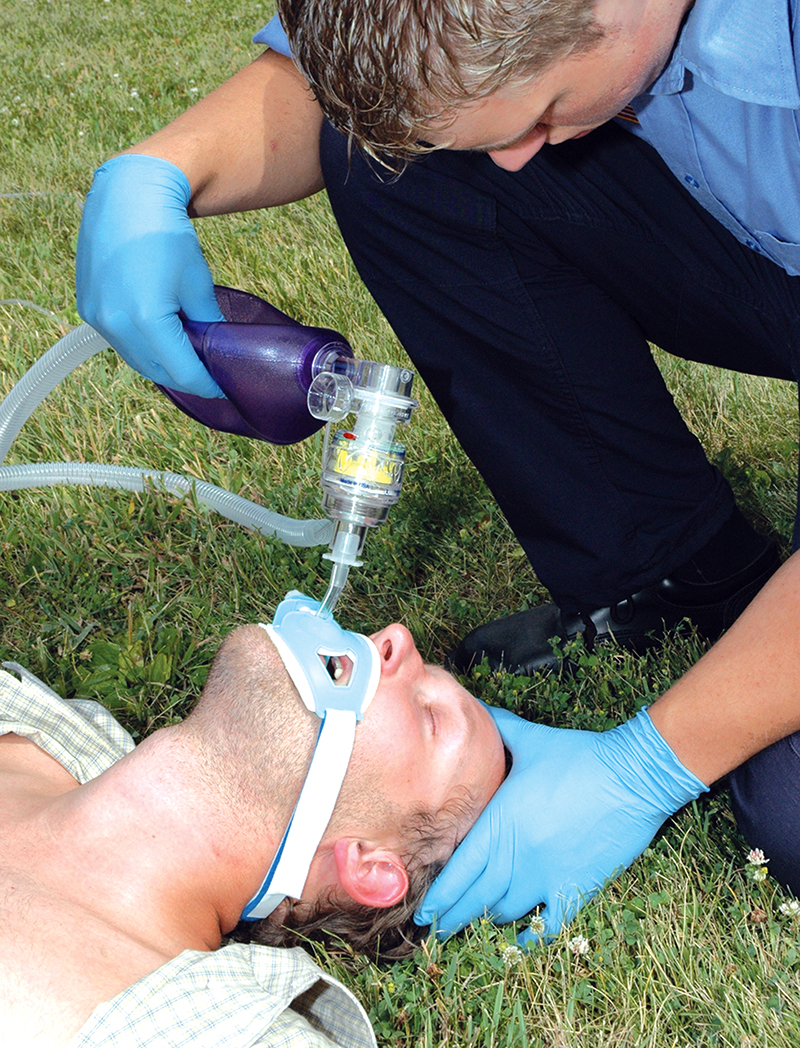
[345,624,506,843]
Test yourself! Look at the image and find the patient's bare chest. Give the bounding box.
[0,862,170,1047]
[0,744,168,1047]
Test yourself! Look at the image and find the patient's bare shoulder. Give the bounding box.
[0,748,171,1047]
[0,867,171,1047]
[0,732,80,793]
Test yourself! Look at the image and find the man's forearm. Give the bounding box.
[649,549,800,785]
[126,50,325,216]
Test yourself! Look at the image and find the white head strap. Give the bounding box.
[240,591,380,920]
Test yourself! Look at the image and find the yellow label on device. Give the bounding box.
[332,447,398,485]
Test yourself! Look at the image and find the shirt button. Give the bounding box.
[683,173,700,188]
[745,239,760,252]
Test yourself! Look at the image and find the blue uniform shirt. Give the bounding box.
[253,15,291,56]
[255,0,800,275]
[625,0,800,275]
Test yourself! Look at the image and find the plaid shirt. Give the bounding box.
[0,664,376,1048]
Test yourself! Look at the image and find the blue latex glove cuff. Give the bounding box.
[417,706,708,941]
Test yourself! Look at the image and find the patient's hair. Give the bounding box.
[232,785,474,959]
[277,0,604,163]
[187,625,478,960]
[229,829,447,960]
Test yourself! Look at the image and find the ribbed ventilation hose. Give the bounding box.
[0,322,333,548]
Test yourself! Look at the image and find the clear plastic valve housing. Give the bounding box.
[307,371,354,423]
[323,431,405,503]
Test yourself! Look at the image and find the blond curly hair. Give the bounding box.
[278,0,604,162]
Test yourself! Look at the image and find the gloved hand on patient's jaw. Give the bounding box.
[416,705,707,944]
[76,153,225,398]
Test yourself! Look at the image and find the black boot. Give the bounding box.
[449,511,782,676]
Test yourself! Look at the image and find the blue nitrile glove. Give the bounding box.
[417,706,708,943]
[76,153,225,397]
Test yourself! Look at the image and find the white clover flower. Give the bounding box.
[501,945,523,968]
[747,848,769,866]
[779,900,800,917]
[749,866,769,883]
[568,935,590,957]
[189,87,199,94]
[11,118,19,126]
[130,89,139,98]
[528,915,546,937]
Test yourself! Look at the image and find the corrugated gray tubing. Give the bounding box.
[0,322,333,547]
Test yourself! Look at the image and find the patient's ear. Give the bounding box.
[333,839,409,908]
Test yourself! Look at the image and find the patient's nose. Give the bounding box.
[370,624,419,675]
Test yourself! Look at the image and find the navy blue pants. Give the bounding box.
[319,119,800,893]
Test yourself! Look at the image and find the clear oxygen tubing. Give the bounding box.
[317,558,351,618]
[0,321,333,548]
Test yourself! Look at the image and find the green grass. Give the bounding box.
[2,1,800,1044]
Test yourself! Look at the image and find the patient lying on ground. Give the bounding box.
[0,594,505,1047]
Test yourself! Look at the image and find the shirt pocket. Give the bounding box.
[754,230,800,277]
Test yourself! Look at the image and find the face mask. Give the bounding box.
[241,591,380,920]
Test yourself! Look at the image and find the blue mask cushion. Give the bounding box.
[241,591,380,920]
